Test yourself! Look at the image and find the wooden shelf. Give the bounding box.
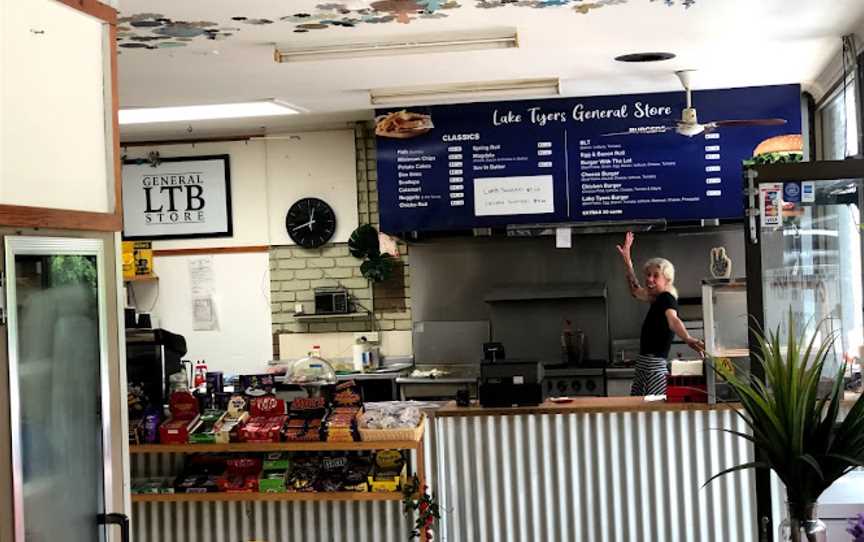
[291,312,369,320]
[124,275,158,283]
[132,491,403,503]
[130,440,421,454]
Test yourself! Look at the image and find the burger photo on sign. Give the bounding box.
[744,134,803,166]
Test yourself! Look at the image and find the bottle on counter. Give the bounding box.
[352,337,368,373]
[193,360,208,392]
[561,319,575,364]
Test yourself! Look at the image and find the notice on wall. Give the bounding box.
[189,256,218,331]
[474,175,554,216]
[375,84,802,232]
[122,155,233,240]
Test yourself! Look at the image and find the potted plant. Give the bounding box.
[709,313,864,542]
[348,224,393,283]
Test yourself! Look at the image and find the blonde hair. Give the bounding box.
[644,257,678,298]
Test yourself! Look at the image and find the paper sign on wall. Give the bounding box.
[474,175,554,217]
[189,256,219,331]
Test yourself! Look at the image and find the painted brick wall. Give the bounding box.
[270,123,412,357]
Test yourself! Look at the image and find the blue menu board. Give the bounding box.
[375,84,801,233]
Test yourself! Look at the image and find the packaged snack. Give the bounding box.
[142,410,161,444]
[131,477,175,494]
[129,418,143,445]
[259,470,289,493]
[286,457,320,492]
[159,392,201,444]
[174,474,220,494]
[368,450,407,492]
[240,397,287,443]
[263,452,291,471]
[343,456,372,492]
[206,372,224,395]
[217,457,262,493]
[331,380,363,408]
[189,409,227,444]
[239,374,276,397]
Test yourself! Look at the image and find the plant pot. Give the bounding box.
[778,503,827,542]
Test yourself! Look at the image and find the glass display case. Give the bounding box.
[746,162,864,394]
[702,278,750,403]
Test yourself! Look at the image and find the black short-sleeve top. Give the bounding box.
[639,292,678,358]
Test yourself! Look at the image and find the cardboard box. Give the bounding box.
[159,392,201,444]
[368,450,406,492]
[188,409,226,444]
[259,470,289,493]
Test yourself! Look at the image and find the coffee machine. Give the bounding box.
[126,328,187,410]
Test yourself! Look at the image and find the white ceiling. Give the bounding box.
[117,0,864,140]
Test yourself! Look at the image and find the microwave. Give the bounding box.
[314,287,350,314]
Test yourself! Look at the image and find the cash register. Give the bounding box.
[478,343,544,407]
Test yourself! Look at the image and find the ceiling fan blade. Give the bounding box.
[711,118,788,127]
[601,125,674,137]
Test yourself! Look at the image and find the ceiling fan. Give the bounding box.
[603,70,787,138]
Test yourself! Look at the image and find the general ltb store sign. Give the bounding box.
[122,155,233,240]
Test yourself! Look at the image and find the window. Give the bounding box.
[820,76,860,160]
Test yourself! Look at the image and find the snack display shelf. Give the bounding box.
[130,440,422,454]
[131,491,404,503]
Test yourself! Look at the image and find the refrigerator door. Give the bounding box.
[4,236,122,542]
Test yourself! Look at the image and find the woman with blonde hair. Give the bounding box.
[616,231,704,396]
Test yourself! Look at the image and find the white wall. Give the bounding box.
[1,0,112,212]
[266,130,358,245]
[130,252,273,375]
[122,130,359,374]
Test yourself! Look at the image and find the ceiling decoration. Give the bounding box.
[117,0,696,50]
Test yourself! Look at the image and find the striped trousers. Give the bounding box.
[630,354,669,396]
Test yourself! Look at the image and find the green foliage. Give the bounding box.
[348,225,393,283]
[49,256,97,289]
[402,475,441,541]
[709,312,864,512]
[348,224,380,259]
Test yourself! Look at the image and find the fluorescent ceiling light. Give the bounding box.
[118,100,300,125]
[369,78,560,107]
[275,29,517,62]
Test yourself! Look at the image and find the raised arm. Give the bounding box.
[665,308,705,356]
[616,232,650,302]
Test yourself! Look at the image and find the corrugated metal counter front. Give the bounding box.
[432,398,757,542]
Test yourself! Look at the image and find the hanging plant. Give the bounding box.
[401,475,441,541]
[348,224,393,283]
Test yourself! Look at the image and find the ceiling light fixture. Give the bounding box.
[615,52,676,63]
[118,99,301,125]
[369,78,560,107]
[275,29,518,63]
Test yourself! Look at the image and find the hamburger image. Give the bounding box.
[374,110,434,139]
[744,134,803,166]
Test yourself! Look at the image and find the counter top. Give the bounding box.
[434,393,863,417]
[396,377,478,384]
[434,397,740,417]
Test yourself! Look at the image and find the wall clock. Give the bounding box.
[285,197,337,249]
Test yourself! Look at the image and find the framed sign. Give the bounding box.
[122,155,233,240]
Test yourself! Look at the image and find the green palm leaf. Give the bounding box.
[709,311,864,506]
